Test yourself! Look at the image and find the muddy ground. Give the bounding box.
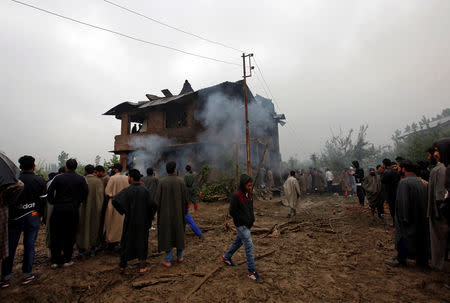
[1,194,449,303]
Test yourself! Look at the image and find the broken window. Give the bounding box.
[166,109,187,128]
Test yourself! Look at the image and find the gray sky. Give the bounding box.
[1,0,449,167]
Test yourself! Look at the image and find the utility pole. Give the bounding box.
[242,53,254,177]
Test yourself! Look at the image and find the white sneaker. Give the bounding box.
[63,261,74,267]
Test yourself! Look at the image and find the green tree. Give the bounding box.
[392,108,450,161]
[57,151,69,168]
[103,154,119,169]
[94,155,101,166]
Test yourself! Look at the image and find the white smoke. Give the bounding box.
[128,90,276,176]
[128,135,173,176]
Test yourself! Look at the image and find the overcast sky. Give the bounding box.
[1,0,449,167]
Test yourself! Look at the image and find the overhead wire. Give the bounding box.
[104,0,245,53]
[10,0,241,67]
[252,56,308,158]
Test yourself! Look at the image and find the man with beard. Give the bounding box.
[363,166,384,219]
[351,161,365,207]
[427,138,449,271]
[381,159,400,228]
[112,169,157,273]
[104,163,129,252]
[386,160,428,267]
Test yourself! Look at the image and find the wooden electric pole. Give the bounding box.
[242,53,254,177]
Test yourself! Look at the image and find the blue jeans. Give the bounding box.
[1,213,40,280]
[165,248,183,262]
[224,225,255,273]
[186,212,202,237]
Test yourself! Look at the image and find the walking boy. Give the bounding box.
[222,174,262,282]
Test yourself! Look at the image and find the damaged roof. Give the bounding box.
[103,80,252,116]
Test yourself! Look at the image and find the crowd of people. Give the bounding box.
[283,137,449,271]
[0,155,240,288]
[1,137,448,289]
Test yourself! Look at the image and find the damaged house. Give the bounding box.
[103,80,285,180]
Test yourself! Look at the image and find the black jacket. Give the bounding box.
[381,168,400,202]
[229,175,255,228]
[9,172,46,220]
[47,171,88,212]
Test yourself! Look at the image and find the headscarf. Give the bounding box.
[352,161,360,168]
[368,166,376,173]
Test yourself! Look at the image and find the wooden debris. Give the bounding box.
[132,278,175,288]
[183,265,223,302]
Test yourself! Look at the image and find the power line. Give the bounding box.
[252,56,308,157]
[104,0,244,53]
[11,0,241,67]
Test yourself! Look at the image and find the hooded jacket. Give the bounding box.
[229,174,255,228]
[352,161,364,184]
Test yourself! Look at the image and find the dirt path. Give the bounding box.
[1,195,449,303]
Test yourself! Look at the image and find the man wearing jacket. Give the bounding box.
[222,174,262,282]
[47,159,88,267]
[1,155,46,287]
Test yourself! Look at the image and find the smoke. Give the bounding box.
[128,135,173,176]
[196,92,274,144]
[128,90,276,176]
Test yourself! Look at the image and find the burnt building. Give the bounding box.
[103,80,285,177]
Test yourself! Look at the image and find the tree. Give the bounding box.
[94,155,101,166]
[319,125,392,175]
[57,151,69,168]
[392,108,450,161]
[103,154,119,169]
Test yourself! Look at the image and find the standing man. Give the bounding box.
[1,155,45,286]
[0,153,24,288]
[76,165,104,258]
[325,168,334,193]
[283,171,301,218]
[362,167,384,219]
[386,161,428,267]
[142,167,159,200]
[104,163,129,252]
[381,159,400,228]
[298,170,307,194]
[184,165,199,216]
[351,161,365,207]
[155,162,188,267]
[306,169,313,194]
[94,165,110,248]
[427,139,449,271]
[47,159,88,267]
[340,169,351,196]
[222,174,262,282]
[112,169,157,273]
